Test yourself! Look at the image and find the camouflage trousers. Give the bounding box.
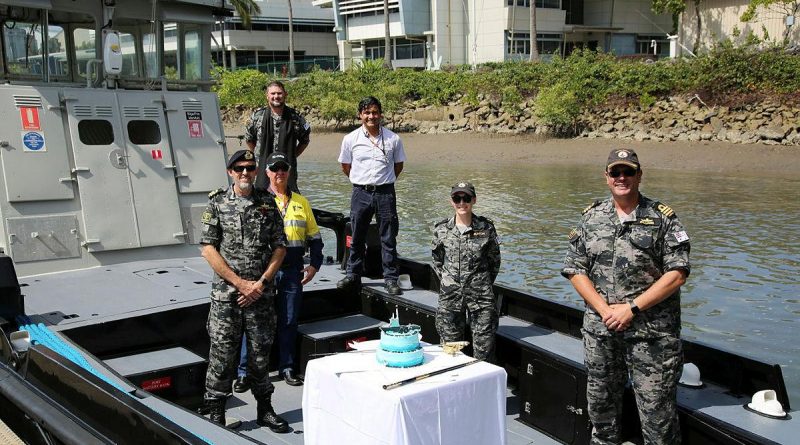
[435,304,498,361]
[205,298,276,401]
[583,330,683,445]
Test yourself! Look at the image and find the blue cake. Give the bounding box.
[376,324,424,368]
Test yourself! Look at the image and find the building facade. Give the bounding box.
[676,0,799,56]
[313,0,673,69]
[212,0,339,73]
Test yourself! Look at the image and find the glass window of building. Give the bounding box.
[636,35,669,57]
[364,40,385,60]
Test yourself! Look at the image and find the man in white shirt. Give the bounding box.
[337,96,406,295]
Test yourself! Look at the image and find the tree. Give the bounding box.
[229,0,261,27]
[383,0,392,69]
[651,0,702,53]
[740,0,800,43]
[288,0,296,76]
[530,0,540,61]
[219,1,261,70]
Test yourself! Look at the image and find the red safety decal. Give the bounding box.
[345,235,352,248]
[141,376,172,391]
[20,107,41,130]
[188,120,204,138]
[151,149,163,160]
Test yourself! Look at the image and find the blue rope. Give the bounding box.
[17,320,215,445]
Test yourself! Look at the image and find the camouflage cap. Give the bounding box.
[451,181,476,197]
[226,150,256,169]
[265,151,290,169]
[606,148,640,170]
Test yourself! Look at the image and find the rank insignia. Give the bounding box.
[639,218,655,225]
[568,228,578,240]
[657,204,675,218]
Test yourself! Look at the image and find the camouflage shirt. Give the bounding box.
[562,194,691,337]
[243,105,310,160]
[432,215,501,311]
[200,186,287,302]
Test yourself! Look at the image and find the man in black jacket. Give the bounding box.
[245,81,310,192]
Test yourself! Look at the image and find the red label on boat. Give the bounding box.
[142,376,172,391]
[345,235,352,248]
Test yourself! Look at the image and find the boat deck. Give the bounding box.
[17,259,798,445]
[19,259,559,444]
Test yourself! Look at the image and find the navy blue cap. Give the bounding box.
[226,150,256,169]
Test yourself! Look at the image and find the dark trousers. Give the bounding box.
[346,184,399,281]
[206,299,275,400]
[239,268,303,376]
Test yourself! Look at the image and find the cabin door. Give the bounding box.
[64,89,184,251]
[116,91,184,247]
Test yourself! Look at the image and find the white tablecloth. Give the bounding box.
[302,341,507,445]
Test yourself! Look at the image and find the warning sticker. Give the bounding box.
[188,120,204,138]
[151,149,163,160]
[21,131,46,152]
[20,107,41,130]
[185,111,202,120]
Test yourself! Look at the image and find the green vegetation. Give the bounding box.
[214,42,800,131]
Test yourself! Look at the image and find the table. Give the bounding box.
[302,341,507,445]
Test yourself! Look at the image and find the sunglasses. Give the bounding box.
[231,164,257,173]
[607,167,638,178]
[268,164,291,172]
[452,194,473,204]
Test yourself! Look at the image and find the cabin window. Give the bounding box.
[74,27,96,78]
[127,120,161,145]
[143,32,158,78]
[119,32,139,76]
[163,22,178,79]
[78,120,115,145]
[184,30,201,80]
[3,21,45,78]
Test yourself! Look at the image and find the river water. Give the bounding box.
[297,160,800,407]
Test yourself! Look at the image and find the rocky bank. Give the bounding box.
[221,95,800,146]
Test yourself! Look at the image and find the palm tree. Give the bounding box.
[229,0,261,26]
[529,0,539,61]
[382,0,392,69]
[219,0,261,69]
[288,0,296,76]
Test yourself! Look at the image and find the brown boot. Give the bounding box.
[256,395,289,433]
[206,399,225,426]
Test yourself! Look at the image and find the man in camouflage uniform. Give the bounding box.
[200,149,290,433]
[244,80,310,192]
[562,149,691,445]
[431,182,501,361]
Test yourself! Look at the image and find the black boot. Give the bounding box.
[256,395,289,433]
[206,399,225,426]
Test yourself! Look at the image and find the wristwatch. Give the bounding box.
[258,275,269,286]
[629,301,641,316]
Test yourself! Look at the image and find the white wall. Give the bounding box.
[680,0,799,54]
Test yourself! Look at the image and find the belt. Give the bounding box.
[354,183,394,192]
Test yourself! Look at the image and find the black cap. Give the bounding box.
[451,181,476,197]
[226,150,256,169]
[606,149,640,170]
[265,152,290,169]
